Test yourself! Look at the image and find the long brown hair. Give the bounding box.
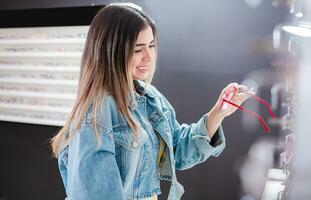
[51,3,157,157]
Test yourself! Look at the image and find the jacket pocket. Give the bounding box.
[113,124,148,151]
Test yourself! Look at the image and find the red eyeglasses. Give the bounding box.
[220,86,276,133]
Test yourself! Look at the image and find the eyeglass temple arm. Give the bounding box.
[248,94,277,119]
[222,99,271,133]
[238,88,277,119]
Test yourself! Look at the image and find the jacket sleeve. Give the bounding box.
[159,93,226,170]
[66,124,125,200]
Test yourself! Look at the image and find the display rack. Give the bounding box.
[0,26,89,126]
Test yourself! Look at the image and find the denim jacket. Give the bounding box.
[58,80,226,200]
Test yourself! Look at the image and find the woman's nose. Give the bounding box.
[142,48,152,62]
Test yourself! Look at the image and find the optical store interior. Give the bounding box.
[0,0,310,200]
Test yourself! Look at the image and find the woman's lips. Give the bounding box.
[137,65,149,73]
[137,65,148,68]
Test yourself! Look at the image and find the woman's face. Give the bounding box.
[129,25,156,81]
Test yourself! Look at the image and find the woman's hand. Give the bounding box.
[213,82,255,118]
[206,82,255,138]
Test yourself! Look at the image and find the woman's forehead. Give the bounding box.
[136,26,155,44]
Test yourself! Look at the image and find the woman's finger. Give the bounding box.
[220,82,238,98]
[235,90,256,103]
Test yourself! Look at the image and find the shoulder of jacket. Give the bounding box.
[94,94,120,130]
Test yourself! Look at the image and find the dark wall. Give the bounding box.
[0,122,65,200]
[0,1,287,200]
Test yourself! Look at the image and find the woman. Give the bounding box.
[51,3,252,200]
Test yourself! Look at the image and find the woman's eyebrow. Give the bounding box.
[135,39,155,47]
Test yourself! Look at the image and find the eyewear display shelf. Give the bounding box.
[0,26,89,126]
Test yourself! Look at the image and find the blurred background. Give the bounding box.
[0,0,310,199]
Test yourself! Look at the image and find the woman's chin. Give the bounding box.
[133,74,149,81]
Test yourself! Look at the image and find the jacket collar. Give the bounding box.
[133,80,155,99]
[128,80,155,110]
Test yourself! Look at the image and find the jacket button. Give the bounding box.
[132,141,138,148]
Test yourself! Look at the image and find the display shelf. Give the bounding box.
[0,78,78,86]
[0,65,80,72]
[0,90,76,100]
[0,38,86,45]
[0,52,82,58]
[0,25,88,126]
[0,115,65,126]
[261,168,288,200]
[0,83,77,94]
[0,103,71,113]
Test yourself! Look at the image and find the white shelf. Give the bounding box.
[0,78,78,86]
[0,65,80,72]
[0,103,72,113]
[261,168,288,200]
[0,38,86,45]
[267,168,287,181]
[0,25,87,126]
[0,52,82,58]
[0,115,65,126]
[0,90,76,100]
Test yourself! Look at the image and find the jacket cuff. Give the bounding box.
[191,114,226,156]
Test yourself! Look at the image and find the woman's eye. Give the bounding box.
[134,45,155,53]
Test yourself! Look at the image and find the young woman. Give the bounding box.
[51,3,252,200]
